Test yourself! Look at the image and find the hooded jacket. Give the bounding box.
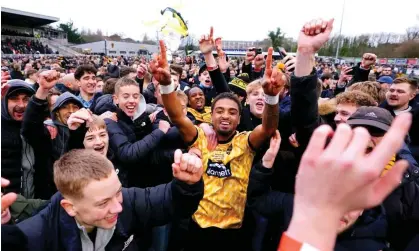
[247,162,388,251]
[1,81,35,196]
[21,92,84,198]
[16,179,204,251]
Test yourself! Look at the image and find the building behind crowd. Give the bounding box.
[71,41,158,56]
[1,7,67,42]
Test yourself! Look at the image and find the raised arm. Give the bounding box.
[247,131,294,219]
[291,19,334,150]
[150,41,197,144]
[249,47,282,149]
[22,70,60,146]
[201,27,229,94]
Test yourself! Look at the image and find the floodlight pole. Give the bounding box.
[335,0,346,60]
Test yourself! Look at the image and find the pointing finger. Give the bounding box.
[209,26,214,40]
[265,47,273,76]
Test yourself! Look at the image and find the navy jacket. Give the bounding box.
[90,94,116,115]
[106,108,165,187]
[17,179,204,251]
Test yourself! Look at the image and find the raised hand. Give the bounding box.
[262,130,281,168]
[245,47,256,65]
[149,40,171,86]
[282,52,297,73]
[338,65,353,84]
[172,149,203,185]
[200,123,217,151]
[298,18,334,53]
[1,178,17,224]
[38,70,60,91]
[218,54,230,74]
[199,27,215,54]
[137,63,148,79]
[67,108,93,130]
[215,37,223,54]
[262,47,286,96]
[254,54,265,70]
[295,113,411,216]
[361,53,377,69]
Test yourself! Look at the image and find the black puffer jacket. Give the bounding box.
[1,82,35,196]
[106,108,166,187]
[90,94,117,115]
[21,92,84,198]
[17,180,204,251]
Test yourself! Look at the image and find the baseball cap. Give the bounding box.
[377,76,393,84]
[347,106,393,132]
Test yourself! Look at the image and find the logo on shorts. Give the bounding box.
[206,160,232,178]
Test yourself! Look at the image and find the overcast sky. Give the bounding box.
[3,0,419,41]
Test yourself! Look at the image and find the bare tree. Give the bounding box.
[406,26,419,40]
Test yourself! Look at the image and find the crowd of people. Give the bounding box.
[1,29,33,37]
[1,18,419,251]
[1,37,55,55]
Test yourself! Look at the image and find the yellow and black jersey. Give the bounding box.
[381,154,396,177]
[187,107,212,124]
[189,126,255,229]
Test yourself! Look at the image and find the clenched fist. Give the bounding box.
[298,18,334,53]
[172,149,203,185]
[38,70,60,90]
[361,53,377,69]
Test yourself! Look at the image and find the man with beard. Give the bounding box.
[152,38,283,250]
[21,70,84,198]
[1,80,37,199]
